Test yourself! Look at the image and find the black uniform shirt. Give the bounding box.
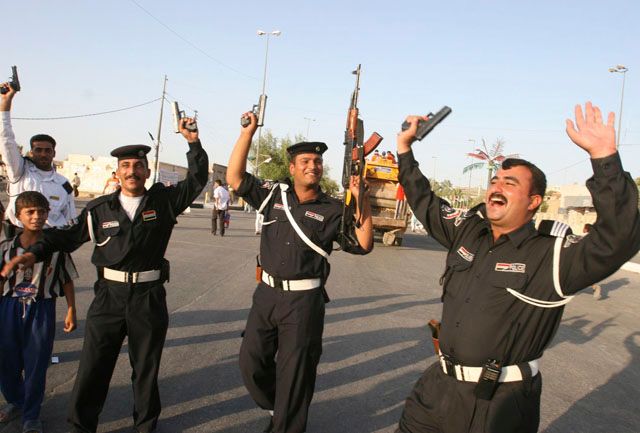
[236,173,368,281]
[399,150,640,366]
[30,141,209,272]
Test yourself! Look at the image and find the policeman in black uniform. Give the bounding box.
[394,102,640,433]
[2,117,208,433]
[227,112,374,433]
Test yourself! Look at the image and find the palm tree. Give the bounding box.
[463,138,518,189]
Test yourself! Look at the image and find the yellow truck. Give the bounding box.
[365,157,409,246]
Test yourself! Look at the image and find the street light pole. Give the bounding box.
[609,64,628,148]
[304,117,316,139]
[255,30,281,176]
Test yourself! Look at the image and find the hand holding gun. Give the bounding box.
[0,66,20,95]
[240,94,267,127]
[171,101,198,133]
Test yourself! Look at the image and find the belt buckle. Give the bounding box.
[272,278,283,290]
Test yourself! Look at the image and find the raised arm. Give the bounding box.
[560,102,640,293]
[166,116,209,214]
[227,112,258,191]
[397,115,461,249]
[0,82,25,181]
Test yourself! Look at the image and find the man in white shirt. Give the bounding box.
[0,82,77,236]
[211,179,230,236]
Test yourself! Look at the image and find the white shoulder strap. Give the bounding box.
[279,183,329,259]
[87,211,111,247]
[505,236,574,308]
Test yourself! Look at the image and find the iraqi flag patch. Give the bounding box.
[142,210,157,222]
[495,263,526,273]
[304,211,325,222]
[456,246,475,262]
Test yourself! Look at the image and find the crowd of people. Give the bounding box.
[0,76,638,433]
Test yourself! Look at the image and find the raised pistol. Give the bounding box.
[401,106,452,141]
[0,66,21,95]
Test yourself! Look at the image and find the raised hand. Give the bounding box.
[566,102,617,159]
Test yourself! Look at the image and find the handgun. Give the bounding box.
[401,106,452,141]
[241,94,267,127]
[0,66,21,95]
[171,101,198,133]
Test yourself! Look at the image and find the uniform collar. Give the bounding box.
[287,179,327,204]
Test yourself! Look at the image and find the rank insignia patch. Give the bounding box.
[563,234,583,248]
[495,263,526,273]
[101,221,120,229]
[273,203,284,210]
[457,246,475,262]
[142,210,157,221]
[305,211,325,222]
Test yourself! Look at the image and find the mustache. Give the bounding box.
[125,174,141,181]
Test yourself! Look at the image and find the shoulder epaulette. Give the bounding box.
[62,181,73,194]
[538,220,573,238]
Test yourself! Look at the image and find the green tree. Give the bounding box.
[249,131,340,196]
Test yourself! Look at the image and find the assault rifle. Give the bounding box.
[338,64,383,250]
[401,106,452,140]
[0,66,20,94]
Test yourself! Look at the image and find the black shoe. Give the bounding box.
[262,416,274,433]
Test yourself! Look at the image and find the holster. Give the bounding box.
[160,259,171,283]
[255,255,262,282]
[428,319,441,355]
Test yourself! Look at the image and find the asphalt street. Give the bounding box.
[0,207,638,433]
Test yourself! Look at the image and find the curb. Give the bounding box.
[621,262,640,274]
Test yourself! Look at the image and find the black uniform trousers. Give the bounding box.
[68,278,169,433]
[396,362,541,433]
[211,209,226,235]
[239,282,325,433]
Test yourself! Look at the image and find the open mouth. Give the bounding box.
[489,193,507,207]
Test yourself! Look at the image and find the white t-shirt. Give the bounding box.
[213,185,230,210]
[119,194,143,221]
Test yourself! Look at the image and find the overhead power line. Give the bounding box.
[11,98,162,121]
[129,0,257,81]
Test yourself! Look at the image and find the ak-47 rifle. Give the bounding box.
[338,64,383,250]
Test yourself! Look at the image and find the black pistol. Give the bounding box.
[241,94,267,127]
[0,66,21,95]
[171,101,197,132]
[401,106,452,141]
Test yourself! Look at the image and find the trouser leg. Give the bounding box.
[21,299,56,422]
[239,284,278,410]
[272,288,325,433]
[219,210,226,235]
[68,281,127,433]
[0,297,25,409]
[396,362,449,433]
[211,210,218,234]
[126,284,168,433]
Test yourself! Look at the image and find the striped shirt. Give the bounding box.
[0,236,78,299]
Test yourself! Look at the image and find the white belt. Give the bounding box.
[261,270,321,291]
[439,355,540,383]
[103,268,161,283]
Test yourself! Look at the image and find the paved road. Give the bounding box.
[1,207,638,433]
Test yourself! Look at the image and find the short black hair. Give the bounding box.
[30,134,56,149]
[15,191,50,216]
[501,158,546,198]
[214,179,223,185]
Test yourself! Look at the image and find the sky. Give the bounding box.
[4,0,638,189]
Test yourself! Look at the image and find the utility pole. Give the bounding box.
[153,75,168,183]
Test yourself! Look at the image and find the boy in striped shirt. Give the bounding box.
[0,191,78,433]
